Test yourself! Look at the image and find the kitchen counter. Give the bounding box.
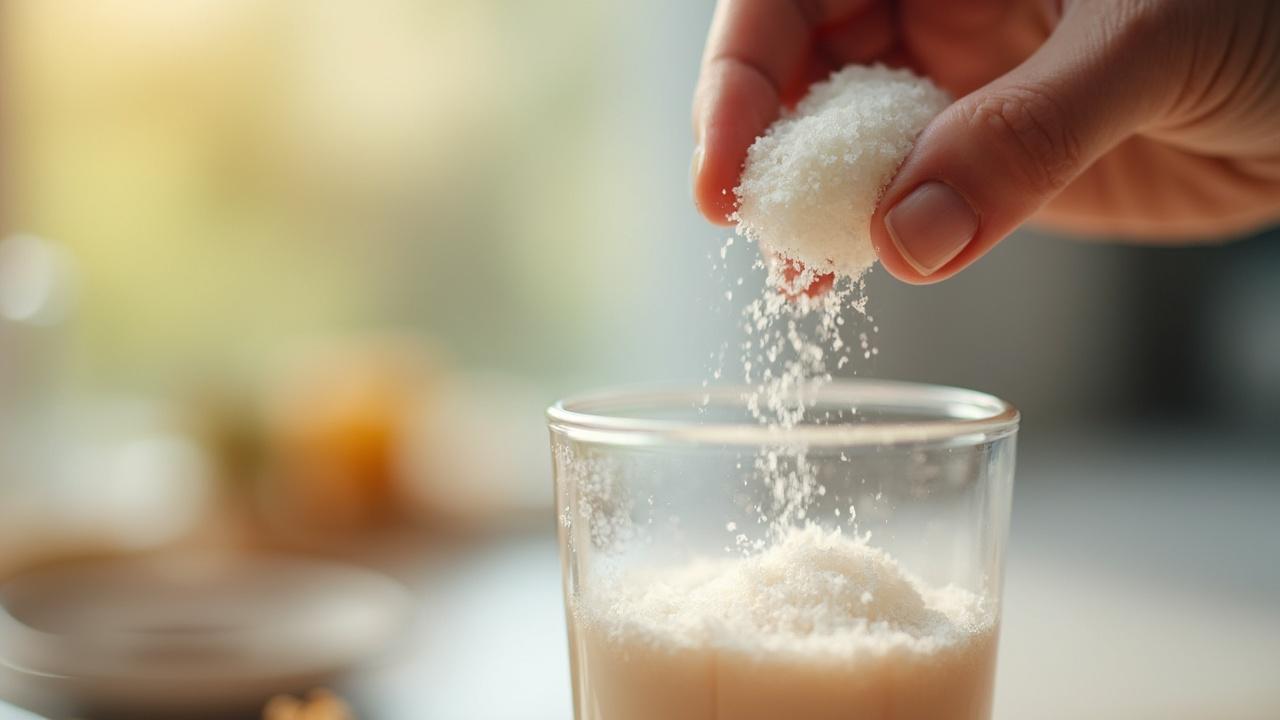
[347,429,1280,719]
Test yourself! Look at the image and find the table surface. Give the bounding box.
[345,429,1280,720]
[2,430,1276,719]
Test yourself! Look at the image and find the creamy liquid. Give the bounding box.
[569,527,998,720]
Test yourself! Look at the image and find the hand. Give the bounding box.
[692,0,1280,284]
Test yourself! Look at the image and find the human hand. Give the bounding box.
[692,0,1280,284]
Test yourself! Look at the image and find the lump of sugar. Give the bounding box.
[734,64,949,280]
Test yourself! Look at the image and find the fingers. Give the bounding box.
[871,0,1182,284]
[778,257,836,299]
[898,0,1049,96]
[693,56,789,225]
[692,0,879,224]
[1038,137,1280,241]
[814,3,897,69]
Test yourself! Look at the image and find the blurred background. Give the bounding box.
[0,1,1276,719]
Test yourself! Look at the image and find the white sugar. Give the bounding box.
[580,525,991,658]
[734,65,948,280]
[726,64,945,541]
[574,526,1000,719]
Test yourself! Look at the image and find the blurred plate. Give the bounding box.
[0,552,411,717]
[0,700,46,720]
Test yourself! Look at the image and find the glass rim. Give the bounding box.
[547,379,1019,448]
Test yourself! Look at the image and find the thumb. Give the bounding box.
[872,2,1178,284]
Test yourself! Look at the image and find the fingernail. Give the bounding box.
[885,181,979,276]
[689,144,704,200]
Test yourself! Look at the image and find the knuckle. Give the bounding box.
[966,85,1083,194]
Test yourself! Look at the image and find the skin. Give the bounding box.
[691,0,1280,285]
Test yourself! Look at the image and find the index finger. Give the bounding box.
[692,0,877,224]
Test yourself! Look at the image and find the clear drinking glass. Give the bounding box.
[548,380,1018,720]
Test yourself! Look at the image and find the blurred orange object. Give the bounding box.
[263,689,354,720]
[263,337,437,535]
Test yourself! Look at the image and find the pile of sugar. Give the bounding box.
[734,64,949,280]
[580,525,989,657]
[573,526,998,720]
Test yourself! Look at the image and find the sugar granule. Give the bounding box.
[734,64,949,280]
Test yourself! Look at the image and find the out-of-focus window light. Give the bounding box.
[2,0,673,392]
[0,234,74,327]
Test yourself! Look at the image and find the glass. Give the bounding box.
[548,379,1018,720]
